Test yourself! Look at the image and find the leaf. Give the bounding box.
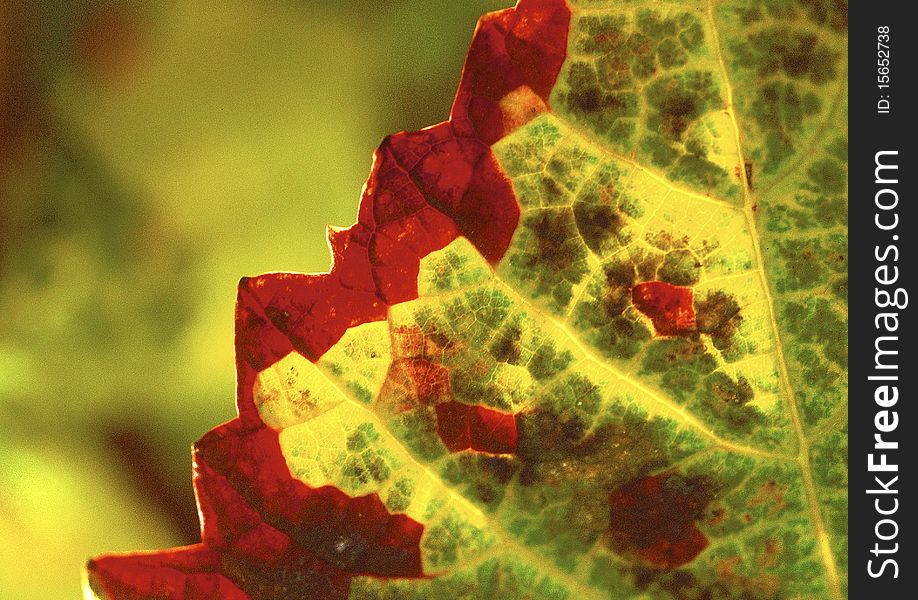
[85,1,847,598]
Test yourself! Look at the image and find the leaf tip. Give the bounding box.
[82,556,114,600]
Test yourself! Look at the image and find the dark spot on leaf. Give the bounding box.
[489,320,524,364]
[736,28,840,85]
[806,158,846,194]
[265,306,291,332]
[659,91,697,139]
[220,549,350,599]
[510,208,590,309]
[573,86,602,113]
[607,472,716,569]
[694,290,742,354]
[570,259,655,359]
[476,482,499,504]
[563,61,639,148]
[748,81,821,173]
[748,480,787,513]
[707,507,727,526]
[516,407,668,490]
[285,488,423,576]
[479,455,518,484]
[528,339,575,381]
[702,372,762,431]
[601,260,637,313]
[800,0,849,33]
[574,200,626,253]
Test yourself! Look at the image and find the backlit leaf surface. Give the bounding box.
[86,1,847,598]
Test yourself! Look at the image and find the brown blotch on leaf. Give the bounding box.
[706,506,728,527]
[748,480,787,515]
[694,290,742,352]
[479,455,518,484]
[489,321,524,364]
[600,260,638,317]
[607,472,717,569]
[525,209,583,274]
[515,409,667,488]
[758,538,782,568]
[702,372,761,432]
[647,231,691,252]
[573,200,626,254]
[659,87,698,139]
[714,555,782,598]
[631,561,782,600]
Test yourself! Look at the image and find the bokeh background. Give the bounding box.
[0,1,508,597]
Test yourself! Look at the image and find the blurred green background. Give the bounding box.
[0,1,507,597]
